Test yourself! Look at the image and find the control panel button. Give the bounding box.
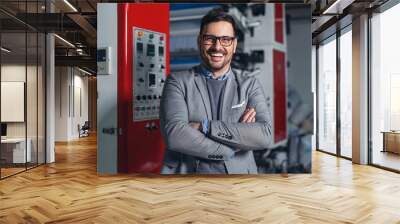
[132,29,166,121]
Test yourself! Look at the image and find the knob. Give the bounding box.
[138,78,144,83]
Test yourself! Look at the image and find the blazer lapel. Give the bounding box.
[193,71,212,120]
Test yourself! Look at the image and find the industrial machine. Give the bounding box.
[97,3,169,173]
[97,3,288,174]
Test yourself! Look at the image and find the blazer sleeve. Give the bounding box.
[160,73,235,161]
[208,78,273,150]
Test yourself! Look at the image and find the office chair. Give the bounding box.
[79,121,90,138]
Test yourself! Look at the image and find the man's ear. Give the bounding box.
[233,38,237,53]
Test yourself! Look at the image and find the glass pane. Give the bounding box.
[38,33,45,165]
[318,37,337,154]
[371,4,400,171]
[1,31,27,177]
[340,29,352,158]
[27,31,38,169]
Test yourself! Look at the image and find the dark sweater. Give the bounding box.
[196,78,228,174]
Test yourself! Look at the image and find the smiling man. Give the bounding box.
[160,8,273,174]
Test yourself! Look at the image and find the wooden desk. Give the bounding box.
[1,138,31,163]
[382,131,400,154]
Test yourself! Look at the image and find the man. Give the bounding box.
[160,8,272,174]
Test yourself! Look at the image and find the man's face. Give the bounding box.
[198,21,237,73]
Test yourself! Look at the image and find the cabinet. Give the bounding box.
[382,132,400,154]
[1,138,31,164]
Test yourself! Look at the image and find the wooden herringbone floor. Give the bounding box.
[1,134,400,224]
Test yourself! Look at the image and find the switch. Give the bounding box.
[149,34,154,39]
[150,64,154,68]
[138,78,144,83]
[139,62,144,67]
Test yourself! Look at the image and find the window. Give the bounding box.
[370,3,400,171]
[317,36,337,154]
[339,28,352,158]
[0,1,47,179]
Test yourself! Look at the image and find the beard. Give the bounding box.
[200,47,232,72]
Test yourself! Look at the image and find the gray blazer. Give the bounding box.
[160,66,273,174]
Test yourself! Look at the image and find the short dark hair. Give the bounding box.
[199,8,237,36]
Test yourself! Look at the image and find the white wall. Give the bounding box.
[1,65,40,137]
[97,3,118,174]
[1,63,46,163]
[55,66,89,141]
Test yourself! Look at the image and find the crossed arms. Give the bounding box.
[160,74,273,161]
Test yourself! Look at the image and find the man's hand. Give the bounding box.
[240,108,256,123]
[189,122,201,130]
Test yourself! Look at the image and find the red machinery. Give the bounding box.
[117,3,170,173]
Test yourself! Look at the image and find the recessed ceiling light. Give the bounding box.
[63,0,78,12]
[78,67,93,76]
[54,34,75,48]
[1,47,11,53]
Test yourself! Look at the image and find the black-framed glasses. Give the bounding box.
[201,34,236,47]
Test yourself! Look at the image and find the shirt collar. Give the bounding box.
[199,64,230,81]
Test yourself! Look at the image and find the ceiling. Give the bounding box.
[0,0,393,71]
[0,0,101,71]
